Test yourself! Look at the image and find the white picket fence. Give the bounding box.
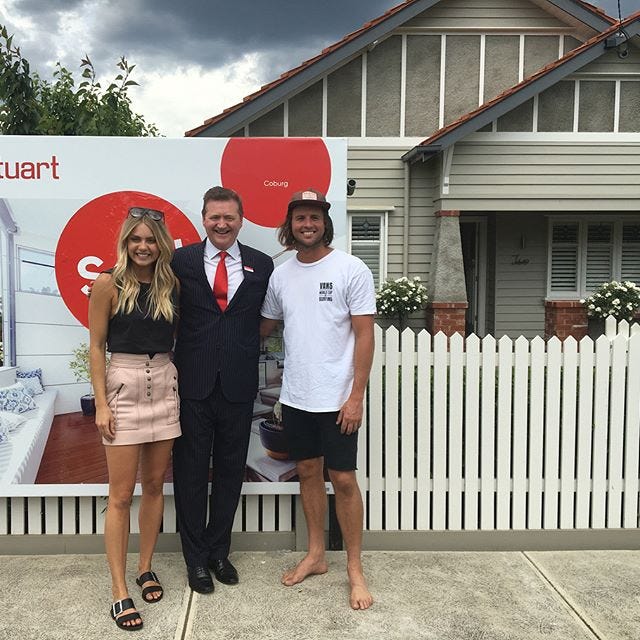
[360,324,640,532]
[605,315,640,338]
[2,323,640,538]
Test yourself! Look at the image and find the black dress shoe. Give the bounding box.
[209,558,239,585]
[187,565,214,594]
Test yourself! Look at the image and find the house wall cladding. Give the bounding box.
[404,0,574,30]
[440,139,640,211]
[345,147,438,330]
[347,146,429,279]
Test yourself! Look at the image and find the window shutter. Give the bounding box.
[585,224,612,292]
[622,224,640,283]
[550,223,578,292]
[350,216,382,287]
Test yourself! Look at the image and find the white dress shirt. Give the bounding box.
[203,239,244,303]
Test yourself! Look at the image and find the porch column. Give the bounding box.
[426,210,468,337]
[544,300,588,340]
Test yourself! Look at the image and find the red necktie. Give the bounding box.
[213,251,228,311]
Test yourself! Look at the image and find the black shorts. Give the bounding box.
[281,404,358,471]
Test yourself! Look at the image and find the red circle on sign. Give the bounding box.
[220,138,331,228]
[55,191,201,328]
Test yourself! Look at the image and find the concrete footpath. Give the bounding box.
[2,550,639,639]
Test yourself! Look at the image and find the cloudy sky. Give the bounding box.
[0,0,635,137]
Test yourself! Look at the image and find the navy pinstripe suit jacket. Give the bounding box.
[172,240,274,403]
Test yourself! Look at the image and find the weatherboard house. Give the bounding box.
[187,0,640,340]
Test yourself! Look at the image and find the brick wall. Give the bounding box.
[544,300,588,340]
[426,302,468,337]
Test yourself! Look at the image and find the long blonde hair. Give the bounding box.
[111,215,177,323]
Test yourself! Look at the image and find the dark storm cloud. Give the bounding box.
[4,0,638,83]
[5,0,391,85]
[90,0,393,68]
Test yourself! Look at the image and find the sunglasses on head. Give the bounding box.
[128,207,165,222]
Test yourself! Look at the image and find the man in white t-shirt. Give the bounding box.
[261,189,376,610]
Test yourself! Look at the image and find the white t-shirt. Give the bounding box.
[261,249,376,412]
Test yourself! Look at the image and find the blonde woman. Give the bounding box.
[89,207,180,631]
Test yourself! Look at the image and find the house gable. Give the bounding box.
[187,0,612,139]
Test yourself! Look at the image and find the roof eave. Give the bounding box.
[401,145,441,162]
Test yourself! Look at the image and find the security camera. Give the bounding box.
[347,179,357,196]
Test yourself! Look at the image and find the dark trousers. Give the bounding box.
[173,381,253,566]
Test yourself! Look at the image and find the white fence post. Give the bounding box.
[560,338,578,529]
[575,337,594,529]
[415,330,431,530]
[608,335,627,527]
[527,336,545,529]
[496,336,513,530]
[464,334,481,531]
[384,326,400,531]
[592,335,611,528]
[512,336,529,530]
[480,335,497,530]
[432,332,448,530]
[448,333,464,531]
[400,329,416,530]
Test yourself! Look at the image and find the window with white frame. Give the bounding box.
[348,213,387,288]
[18,247,60,295]
[548,218,640,297]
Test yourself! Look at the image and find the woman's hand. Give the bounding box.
[95,405,115,442]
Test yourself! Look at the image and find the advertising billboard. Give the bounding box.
[0,136,347,493]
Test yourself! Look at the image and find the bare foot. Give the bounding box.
[348,566,373,610]
[281,554,328,586]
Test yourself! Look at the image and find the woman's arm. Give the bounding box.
[88,273,116,441]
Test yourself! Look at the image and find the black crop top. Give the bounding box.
[107,282,177,355]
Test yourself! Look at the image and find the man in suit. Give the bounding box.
[172,186,274,594]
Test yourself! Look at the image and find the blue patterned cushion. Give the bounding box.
[17,368,43,384]
[0,383,36,413]
[17,377,44,396]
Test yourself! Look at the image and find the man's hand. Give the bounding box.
[336,396,363,435]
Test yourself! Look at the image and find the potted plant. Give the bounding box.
[258,401,289,460]
[68,342,102,416]
[376,276,429,331]
[582,280,640,338]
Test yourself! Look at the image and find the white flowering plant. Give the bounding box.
[376,276,429,328]
[581,280,640,321]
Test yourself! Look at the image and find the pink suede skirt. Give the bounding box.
[103,352,181,446]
